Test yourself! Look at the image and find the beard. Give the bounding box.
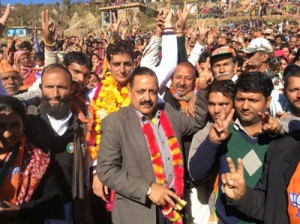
[41,94,72,120]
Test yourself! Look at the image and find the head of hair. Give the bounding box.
[90,53,100,61]
[20,41,32,51]
[34,52,45,62]
[107,40,134,62]
[173,61,197,78]
[134,51,142,59]
[41,63,72,84]
[292,48,300,63]
[0,95,25,123]
[129,67,158,88]
[284,65,300,90]
[235,72,273,99]
[63,52,92,70]
[280,43,290,52]
[198,50,211,64]
[235,54,244,67]
[90,72,101,81]
[209,80,235,101]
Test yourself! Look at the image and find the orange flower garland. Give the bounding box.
[89,73,130,159]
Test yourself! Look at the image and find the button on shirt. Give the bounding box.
[136,109,174,187]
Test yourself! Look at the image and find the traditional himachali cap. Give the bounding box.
[242,37,273,54]
[0,58,18,74]
[210,46,235,60]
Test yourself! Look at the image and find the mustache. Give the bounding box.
[175,83,187,89]
[140,100,153,106]
[5,84,18,88]
[42,94,71,103]
[215,72,230,78]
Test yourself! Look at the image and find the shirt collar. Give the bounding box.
[135,108,160,125]
[233,118,262,139]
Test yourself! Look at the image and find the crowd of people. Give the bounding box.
[1,1,300,224]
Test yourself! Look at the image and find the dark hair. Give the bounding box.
[292,48,300,63]
[235,72,273,98]
[209,80,235,101]
[129,67,158,88]
[0,95,25,123]
[90,72,100,82]
[235,54,244,67]
[198,50,211,64]
[90,53,100,61]
[20,41,32,51]
[41,63,72,83]
[63,52,92,70]
[107,40,134,62]
[172,61,197,79]
[280,43,290,52]
[134,51,142,59]
[284,65,300,90]
[34,52,45,61]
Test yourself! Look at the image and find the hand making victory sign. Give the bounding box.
[209,106,235,144]
[221,157,246,200]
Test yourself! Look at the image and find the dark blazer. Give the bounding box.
[228,132,300,224]
[25,105,87,224]
[97,91,208,224]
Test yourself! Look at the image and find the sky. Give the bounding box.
[1,0,74,5]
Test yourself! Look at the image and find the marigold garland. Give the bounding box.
[142,111,186,224]
[89,74,130,159]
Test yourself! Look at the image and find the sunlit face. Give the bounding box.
[280,59,288,72]
[41,68,72,106]
[87,73,100,90]
[208,92,233,122]
[19,54,30,67]
[171,65,195,96]
[91,55,100,66]
[282,47,290,57]
[285,76,300,117]
[289,37,298,49]
[0,111,23,152]
[244,51,266,72]
[211,55,235,80]
[67,63,90,93]
[108,53,133,87]
[41,68,73,119]
[129,75,158,118]
[0,71,21,96]
[234,90,270,127]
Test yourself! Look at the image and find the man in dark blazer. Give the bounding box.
[221,124,300,224]
[97,67,208,224]
[25,64,87,224]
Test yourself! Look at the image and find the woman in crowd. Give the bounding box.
[0,95,63,223]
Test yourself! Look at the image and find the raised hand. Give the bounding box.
[0,4,11,37]
[164,9,172,29]
[206,28,217,46]
[155,8,165,37]
[176,1,195,34]
[259,112,282,135]
[196,57,214,90]
[42,10,56,49]
[209,107,235,144]
[108,12,122,39]
[131,22,140,37]
[148,183,181,209]
[221,157,246,200]
[196,19,209,45]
